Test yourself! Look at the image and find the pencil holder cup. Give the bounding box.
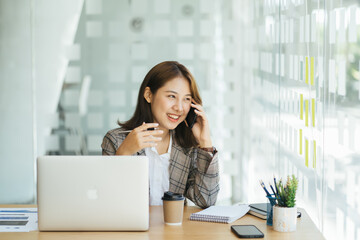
[266,194,277,226]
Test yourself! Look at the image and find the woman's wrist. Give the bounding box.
[199,141,212,149]
[199,146,217,155]
[116,145,130,155]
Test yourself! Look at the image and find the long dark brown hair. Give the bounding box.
[118,61,202,148]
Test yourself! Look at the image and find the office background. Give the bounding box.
[0,0,359,239]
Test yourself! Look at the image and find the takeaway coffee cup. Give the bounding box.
[162,191,185,225]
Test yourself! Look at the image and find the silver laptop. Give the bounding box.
[37,155,149,231]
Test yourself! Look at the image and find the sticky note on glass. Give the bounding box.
[300,94,304,120]
[305,100,309,127]
[312,98,315,127]
[299,129,303,155]
[311,57,315,86]
[305,138,309,167]
[313,140,316,168]
[305,57,309,84]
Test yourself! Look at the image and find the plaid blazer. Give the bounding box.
[101,128,220,208]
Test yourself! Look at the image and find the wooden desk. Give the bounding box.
[0,205,324,240]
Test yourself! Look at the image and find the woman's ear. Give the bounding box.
[144,87,152,103]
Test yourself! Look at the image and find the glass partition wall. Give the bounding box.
[237,0,360,240]
[1,0,233,205]
[1,0,360,239]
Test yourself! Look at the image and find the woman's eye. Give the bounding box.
[168,95,175,98]
[185,98,191,102]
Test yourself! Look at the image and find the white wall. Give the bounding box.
[0,0,83,203]
[34,0,83,156]
[0,0,35,203]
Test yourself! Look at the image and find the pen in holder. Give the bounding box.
[266,194,277,226]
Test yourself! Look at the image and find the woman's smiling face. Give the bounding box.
[144,76,192,130]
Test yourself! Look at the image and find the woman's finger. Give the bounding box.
[191,102,204,112]
[135,122,159,132]
[142,142,158,148]
[142,135,162,143]
[142,129,163,137]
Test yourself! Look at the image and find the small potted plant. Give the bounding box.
[273,175,298,232]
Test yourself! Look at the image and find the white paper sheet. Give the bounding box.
[276,53,279,75]
[305,14,310,42]
[289,126,293,148]
[338,112,345,145]
[338,60,346,96]
[289,54,294,80]
[329,59,336,93]
[294,55,299,81]
[348,116,356,150]
[300,16,304,42]
[281,54,285,77]
[339,8,346,43]
[0,208,38,232]
[286,19,289,43]
[318,57,324,87]
[311,12,316,42]
[348,6,357,43]
[329,10,336,44]
[276,21,279,43]
[281,20,285,43]
[290,18,294,43]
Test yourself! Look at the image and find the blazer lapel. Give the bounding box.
[168,134,191,194]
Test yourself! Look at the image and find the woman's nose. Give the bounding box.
[173,100,184,112]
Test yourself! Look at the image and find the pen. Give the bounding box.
[259,180,271,197]
[274,176,279,195]
[118,130,132,134]
[269,183,276,196]
[118,127,156,134]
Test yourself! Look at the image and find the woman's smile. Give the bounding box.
[167,113,181,122]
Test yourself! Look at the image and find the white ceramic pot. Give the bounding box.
[272,205,297,232]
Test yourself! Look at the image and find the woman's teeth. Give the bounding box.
[168,114,179,120]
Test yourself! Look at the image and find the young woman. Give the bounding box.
[101,61,219,208]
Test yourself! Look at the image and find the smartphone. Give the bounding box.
[231,225,264,238]
[185,107,197,128]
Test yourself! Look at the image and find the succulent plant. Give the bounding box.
[275,175,298,208]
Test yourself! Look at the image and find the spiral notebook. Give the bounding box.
[190,205,250,224]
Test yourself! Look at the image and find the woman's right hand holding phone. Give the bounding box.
[115,123,163,155]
